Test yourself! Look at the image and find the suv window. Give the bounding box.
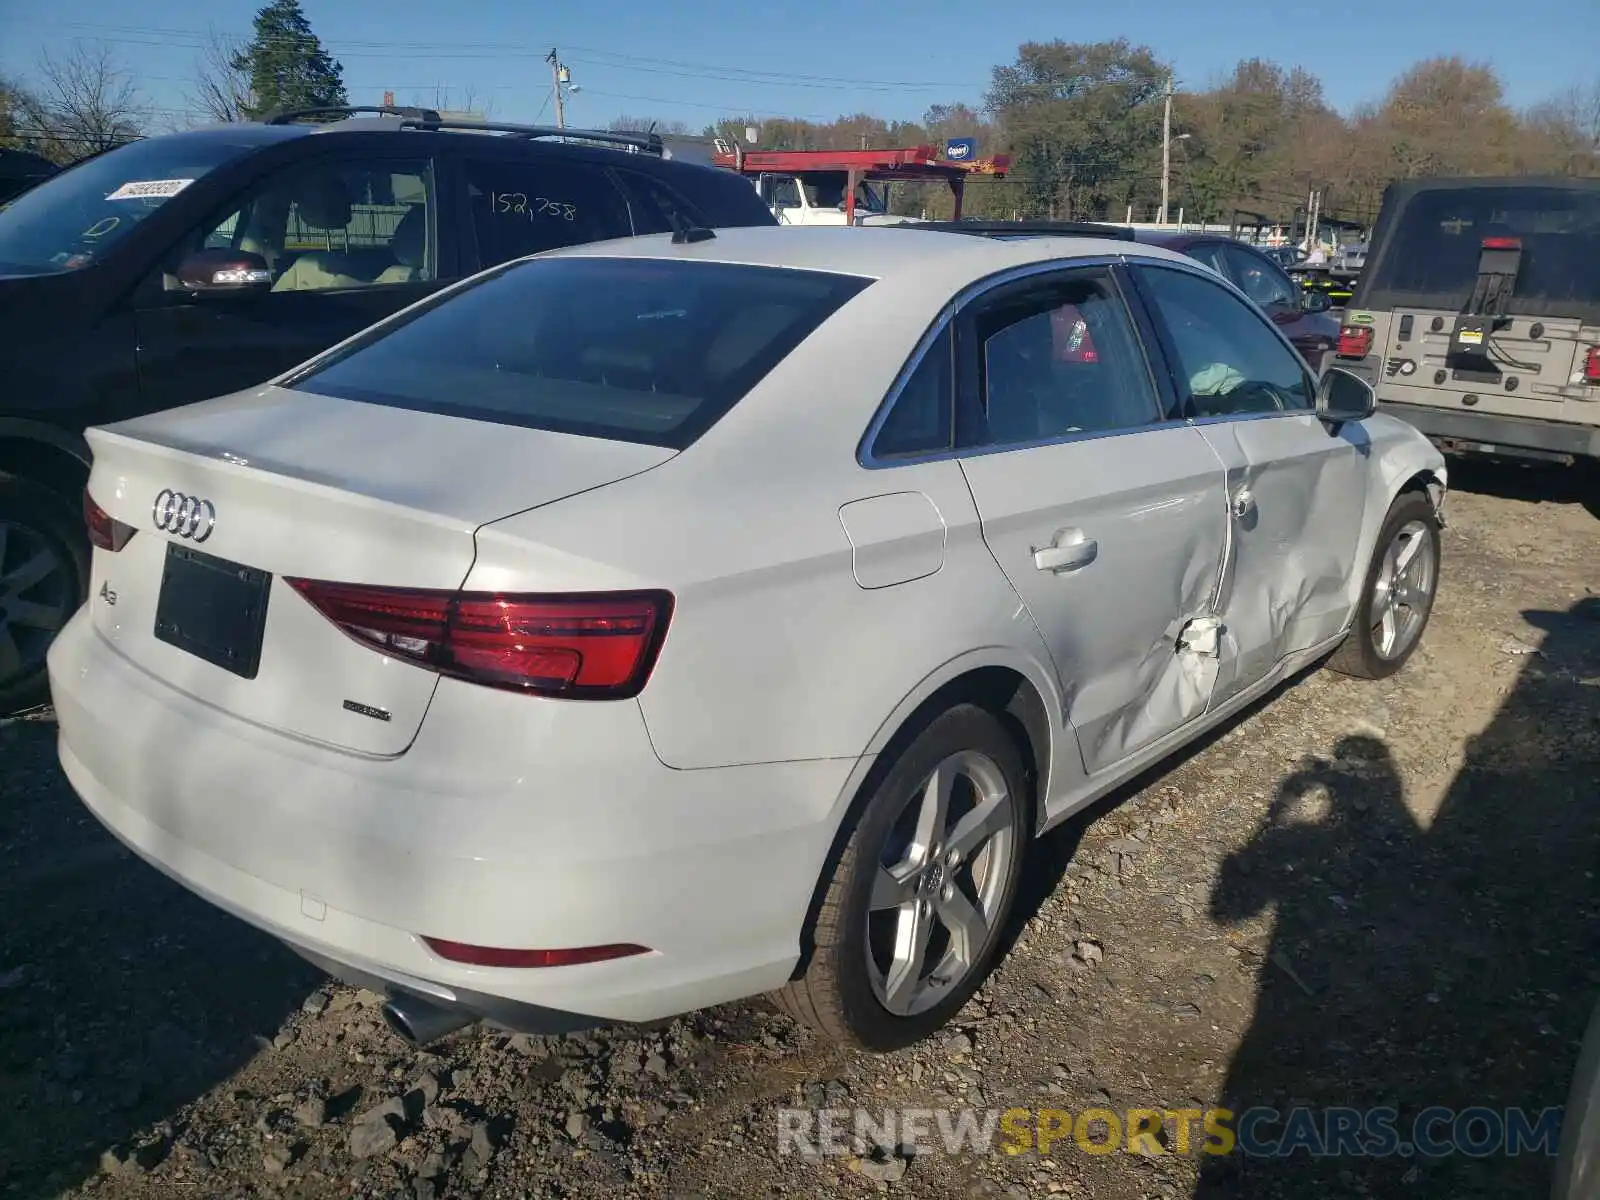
[1136,265,1312,417]
[291,256,871,449]
[965,271,1161,448]
[462,157,633,266]
[1222,244,1299,311]
[188,157,434,292]
[614,171,707,236]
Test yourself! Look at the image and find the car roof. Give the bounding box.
[548,224,1202,286]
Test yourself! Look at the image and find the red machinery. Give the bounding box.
[709,143,1011,224]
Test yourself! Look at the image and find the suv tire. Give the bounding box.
[0,473,87,714]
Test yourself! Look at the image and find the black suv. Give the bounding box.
[0,108,776,711]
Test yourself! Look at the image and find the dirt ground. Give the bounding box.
[2,461,1596,1200]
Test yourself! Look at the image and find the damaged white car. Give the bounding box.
[50,225,1445,1053]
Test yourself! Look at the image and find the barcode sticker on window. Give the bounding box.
[105,178,195,201]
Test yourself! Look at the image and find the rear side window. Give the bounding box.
[462,158,633,267]
[614,171,705,235]
[291,256,872,448]
[1364,185,1600,315]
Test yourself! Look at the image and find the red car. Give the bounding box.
[1133,232,1340,372]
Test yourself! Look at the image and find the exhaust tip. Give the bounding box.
[381,994,474,1047]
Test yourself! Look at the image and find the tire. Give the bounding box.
[771,704,1029,1051]
[1327,490,1441,680]
[0,473,89,714]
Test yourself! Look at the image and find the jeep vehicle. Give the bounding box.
[1332,177,1600,472]
[0,106,777,712]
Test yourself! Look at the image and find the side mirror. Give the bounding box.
[1317,366,1376,423]
[1302,289,1333,313]
[174,248,272,295]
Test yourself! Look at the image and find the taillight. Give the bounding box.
[420,938,651,968]
[1481,236,1522,250]
[1584,345,1600,383]
[284,579,672,699]
[1336,325,1374,359]
[83,490,136,552]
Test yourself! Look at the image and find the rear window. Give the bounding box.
[291,256,871,448]
[1363,185,1600,316]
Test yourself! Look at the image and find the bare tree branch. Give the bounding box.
[19,41,145,161]
[188,29,254,125]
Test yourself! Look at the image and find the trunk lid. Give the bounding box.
[85,386,675,755]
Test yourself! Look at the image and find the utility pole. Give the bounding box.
[1159,74,1174,226]
[546,47,567,129]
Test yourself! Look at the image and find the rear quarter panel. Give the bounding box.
[465,269,1066,773]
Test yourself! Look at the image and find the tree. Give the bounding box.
[231,0,347,120]
[608,115,691,136]
[985,40,1167,219]
[17,41,144,162]
[189,29,254,124]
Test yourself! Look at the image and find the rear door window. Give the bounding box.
[290,256,872,448]
[461,157,634,268]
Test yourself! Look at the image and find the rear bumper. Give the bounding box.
[47,610,862,1024]
[1376,400,1600,463]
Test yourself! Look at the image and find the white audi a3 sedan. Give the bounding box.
[50,224,1446,1052]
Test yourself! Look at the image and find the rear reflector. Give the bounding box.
[1585,345,1600,383]
[285,579,672,699]
[83,490,136,552]
[1336,325,1374,359]
[421,938,651,968]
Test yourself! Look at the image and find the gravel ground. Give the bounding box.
[2,462,1596,1200]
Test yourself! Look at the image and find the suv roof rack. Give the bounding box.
[262,106,665,155]
[913,220,1136,242]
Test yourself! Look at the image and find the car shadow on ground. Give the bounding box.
[1194,597,1600,1199]
[0,717,318,1199]
[1444,456,1599,519]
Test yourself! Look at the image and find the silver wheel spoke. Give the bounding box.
[883,901,934,1015]
[1,549,56,595]
[1377,603,1397,655]
[935,886,988,968]
[870,865,917,912]
[912,760,956,863]
[1392,531,1422,575]
[943,792,1009,864]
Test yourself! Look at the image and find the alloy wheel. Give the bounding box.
[865,749,1018,1017]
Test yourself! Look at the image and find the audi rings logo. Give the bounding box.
[152,489,216,542]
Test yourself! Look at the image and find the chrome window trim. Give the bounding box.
[856,253,1318,471]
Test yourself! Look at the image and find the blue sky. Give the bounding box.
[2,0,1593,135]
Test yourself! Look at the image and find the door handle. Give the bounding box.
[1033,530,1098,573]
[1231,489,1256,520]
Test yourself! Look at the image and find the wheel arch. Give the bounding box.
[788,648,1068,980]
[0,420,92,502]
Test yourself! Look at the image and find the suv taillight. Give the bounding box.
[1585,345,1600,384]
[83,490,136,552]
[285,579,673,699]
[1336,325,1374,359]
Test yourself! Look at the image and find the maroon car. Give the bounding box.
[1133,232,1340,372]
